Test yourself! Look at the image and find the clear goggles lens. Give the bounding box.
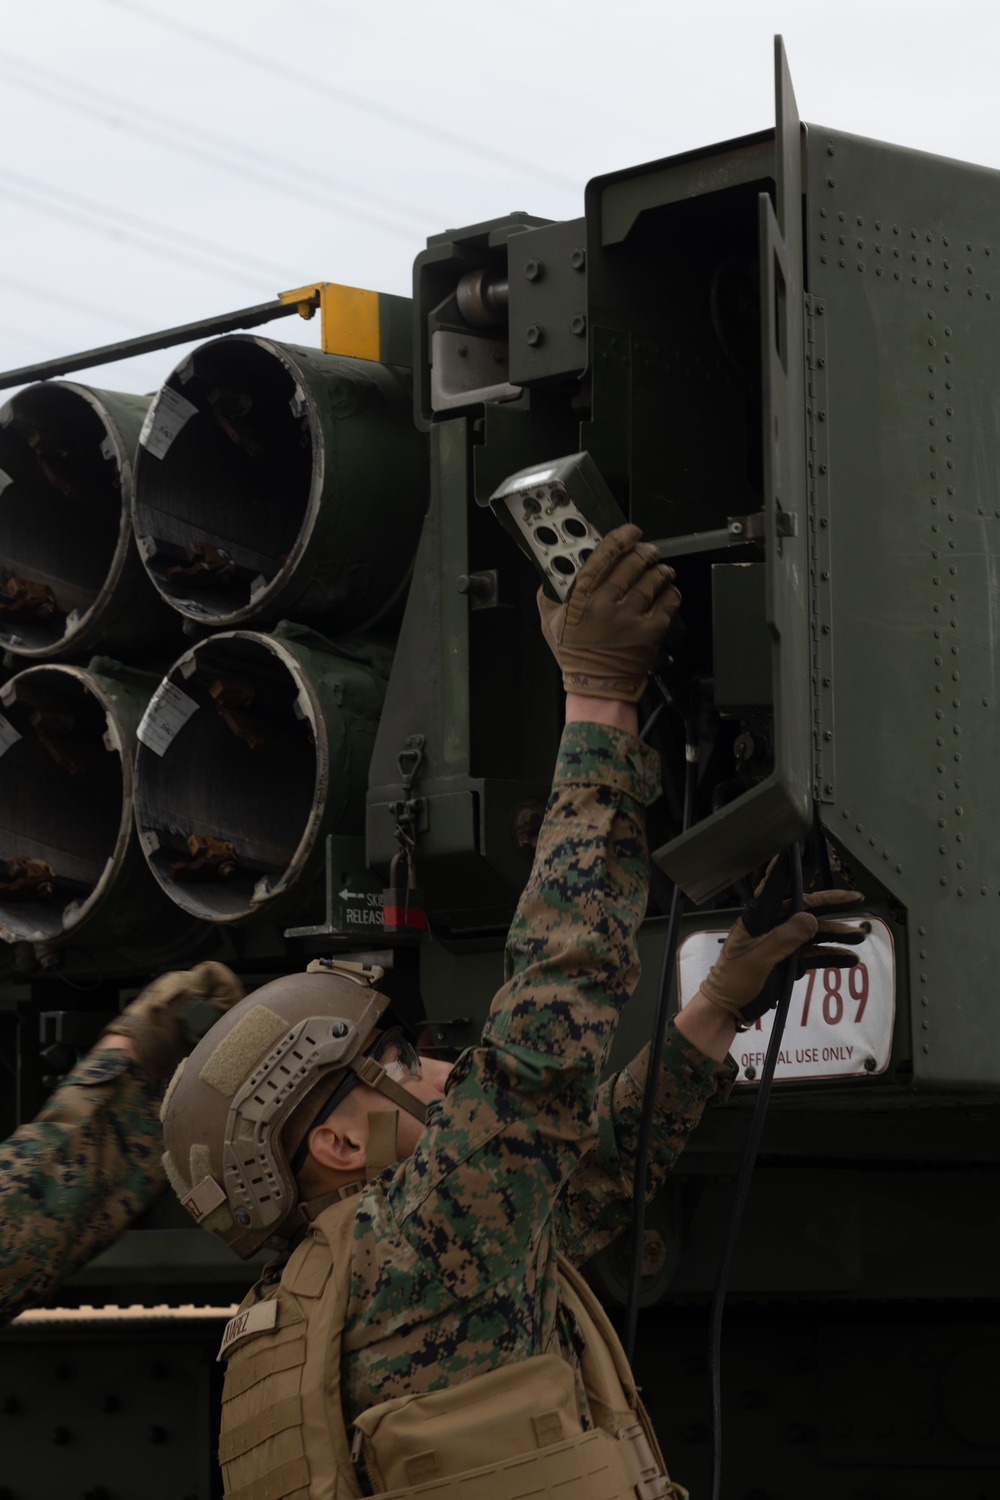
[374,1027,421,1082]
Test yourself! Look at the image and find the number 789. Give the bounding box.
[800,964,869,1025]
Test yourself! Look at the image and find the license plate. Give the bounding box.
[676,918,896,1082]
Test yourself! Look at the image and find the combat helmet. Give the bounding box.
[161,958,426,1259]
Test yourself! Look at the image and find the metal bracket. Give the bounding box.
[651,512,774,560]
[278,282,412,366]
[284,834,388,940]
[390,734,427,835]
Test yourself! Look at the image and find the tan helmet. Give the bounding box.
[160,958,420,1259]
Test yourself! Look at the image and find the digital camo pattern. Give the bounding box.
[0,1050,165,1323]
[339,720,736,1427]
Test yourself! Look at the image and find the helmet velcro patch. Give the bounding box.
[190,1141,214,1184]
[159,1056,187,1124]
[161,1148,190,1200]
[199,1005,290,1098]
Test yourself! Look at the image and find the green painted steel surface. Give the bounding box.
[804,126,1000,1088]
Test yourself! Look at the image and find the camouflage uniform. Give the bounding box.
[0,1049,164,1323]
[329,719,736,1426]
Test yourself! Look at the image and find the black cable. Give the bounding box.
[623,700,697,1363]
[708,841,803,1500]
[638,699,666,742]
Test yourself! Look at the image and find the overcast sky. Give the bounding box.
[2,0,999,397]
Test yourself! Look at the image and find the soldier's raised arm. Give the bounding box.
[0,961,243,1323]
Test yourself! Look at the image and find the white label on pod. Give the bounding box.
[0,714,21,756]
[137,682,199,757]
[139,387,198,460]
[677,917,896,1082]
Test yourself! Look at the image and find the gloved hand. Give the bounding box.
[699,856,865,1028]
[537,523,681,702]
[100,961,245,1085]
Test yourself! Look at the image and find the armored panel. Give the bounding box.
[804,128,1000,1088]
[586,46,813,902]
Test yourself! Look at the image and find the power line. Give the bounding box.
[0,322,77,354]
[0,272,140,328]
[0,54,431,243]
[0,167,300,289]
[105,0,579,193]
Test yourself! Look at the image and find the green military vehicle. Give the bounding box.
[0,39,996,1500]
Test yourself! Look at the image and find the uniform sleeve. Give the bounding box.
[0,1048,166,1323]
[355,722,661,1298]
[556,1021,737,1265]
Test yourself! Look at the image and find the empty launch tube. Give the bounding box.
[0,383,180,660]
[0,660,207,965]
[132,337,427,631]
[133,625,391,924]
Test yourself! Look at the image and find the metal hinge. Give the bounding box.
[805,294,835,803]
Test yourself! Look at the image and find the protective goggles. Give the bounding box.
[289,1027,422,1175]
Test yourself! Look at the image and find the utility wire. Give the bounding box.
[0,54,429,242]
[0,322,77,354]
[0,272,148,329]
[0,165,294,280]
[0,168,299,290]
[0,52,429,221]
[105,0,579,193]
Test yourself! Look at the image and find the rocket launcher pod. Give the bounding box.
[0,660,206,966]
[134,625,390,925]
[0,383,180,661]
[131,337,427,632]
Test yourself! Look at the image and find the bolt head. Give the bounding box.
[570,314,586,336]
[570,248,586,270]
[523,259,544,282]
[524,324,544,347]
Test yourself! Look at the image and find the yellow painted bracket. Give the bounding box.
[278,282,412,367]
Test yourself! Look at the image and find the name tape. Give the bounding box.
[217,1299,278,1361]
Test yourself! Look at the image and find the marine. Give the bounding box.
[161,525,864,1496]
[0,960,243,1322]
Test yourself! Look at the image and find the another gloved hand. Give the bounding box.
[537,523,681,701]
[700,856,865,1027]
[101,961,245,1085]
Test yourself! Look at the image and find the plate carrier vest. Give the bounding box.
[216,1197,686,1500]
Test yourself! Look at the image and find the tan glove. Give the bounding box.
[101,960,245,1085]
[537,523,681,701]
[700,856,865,1026]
